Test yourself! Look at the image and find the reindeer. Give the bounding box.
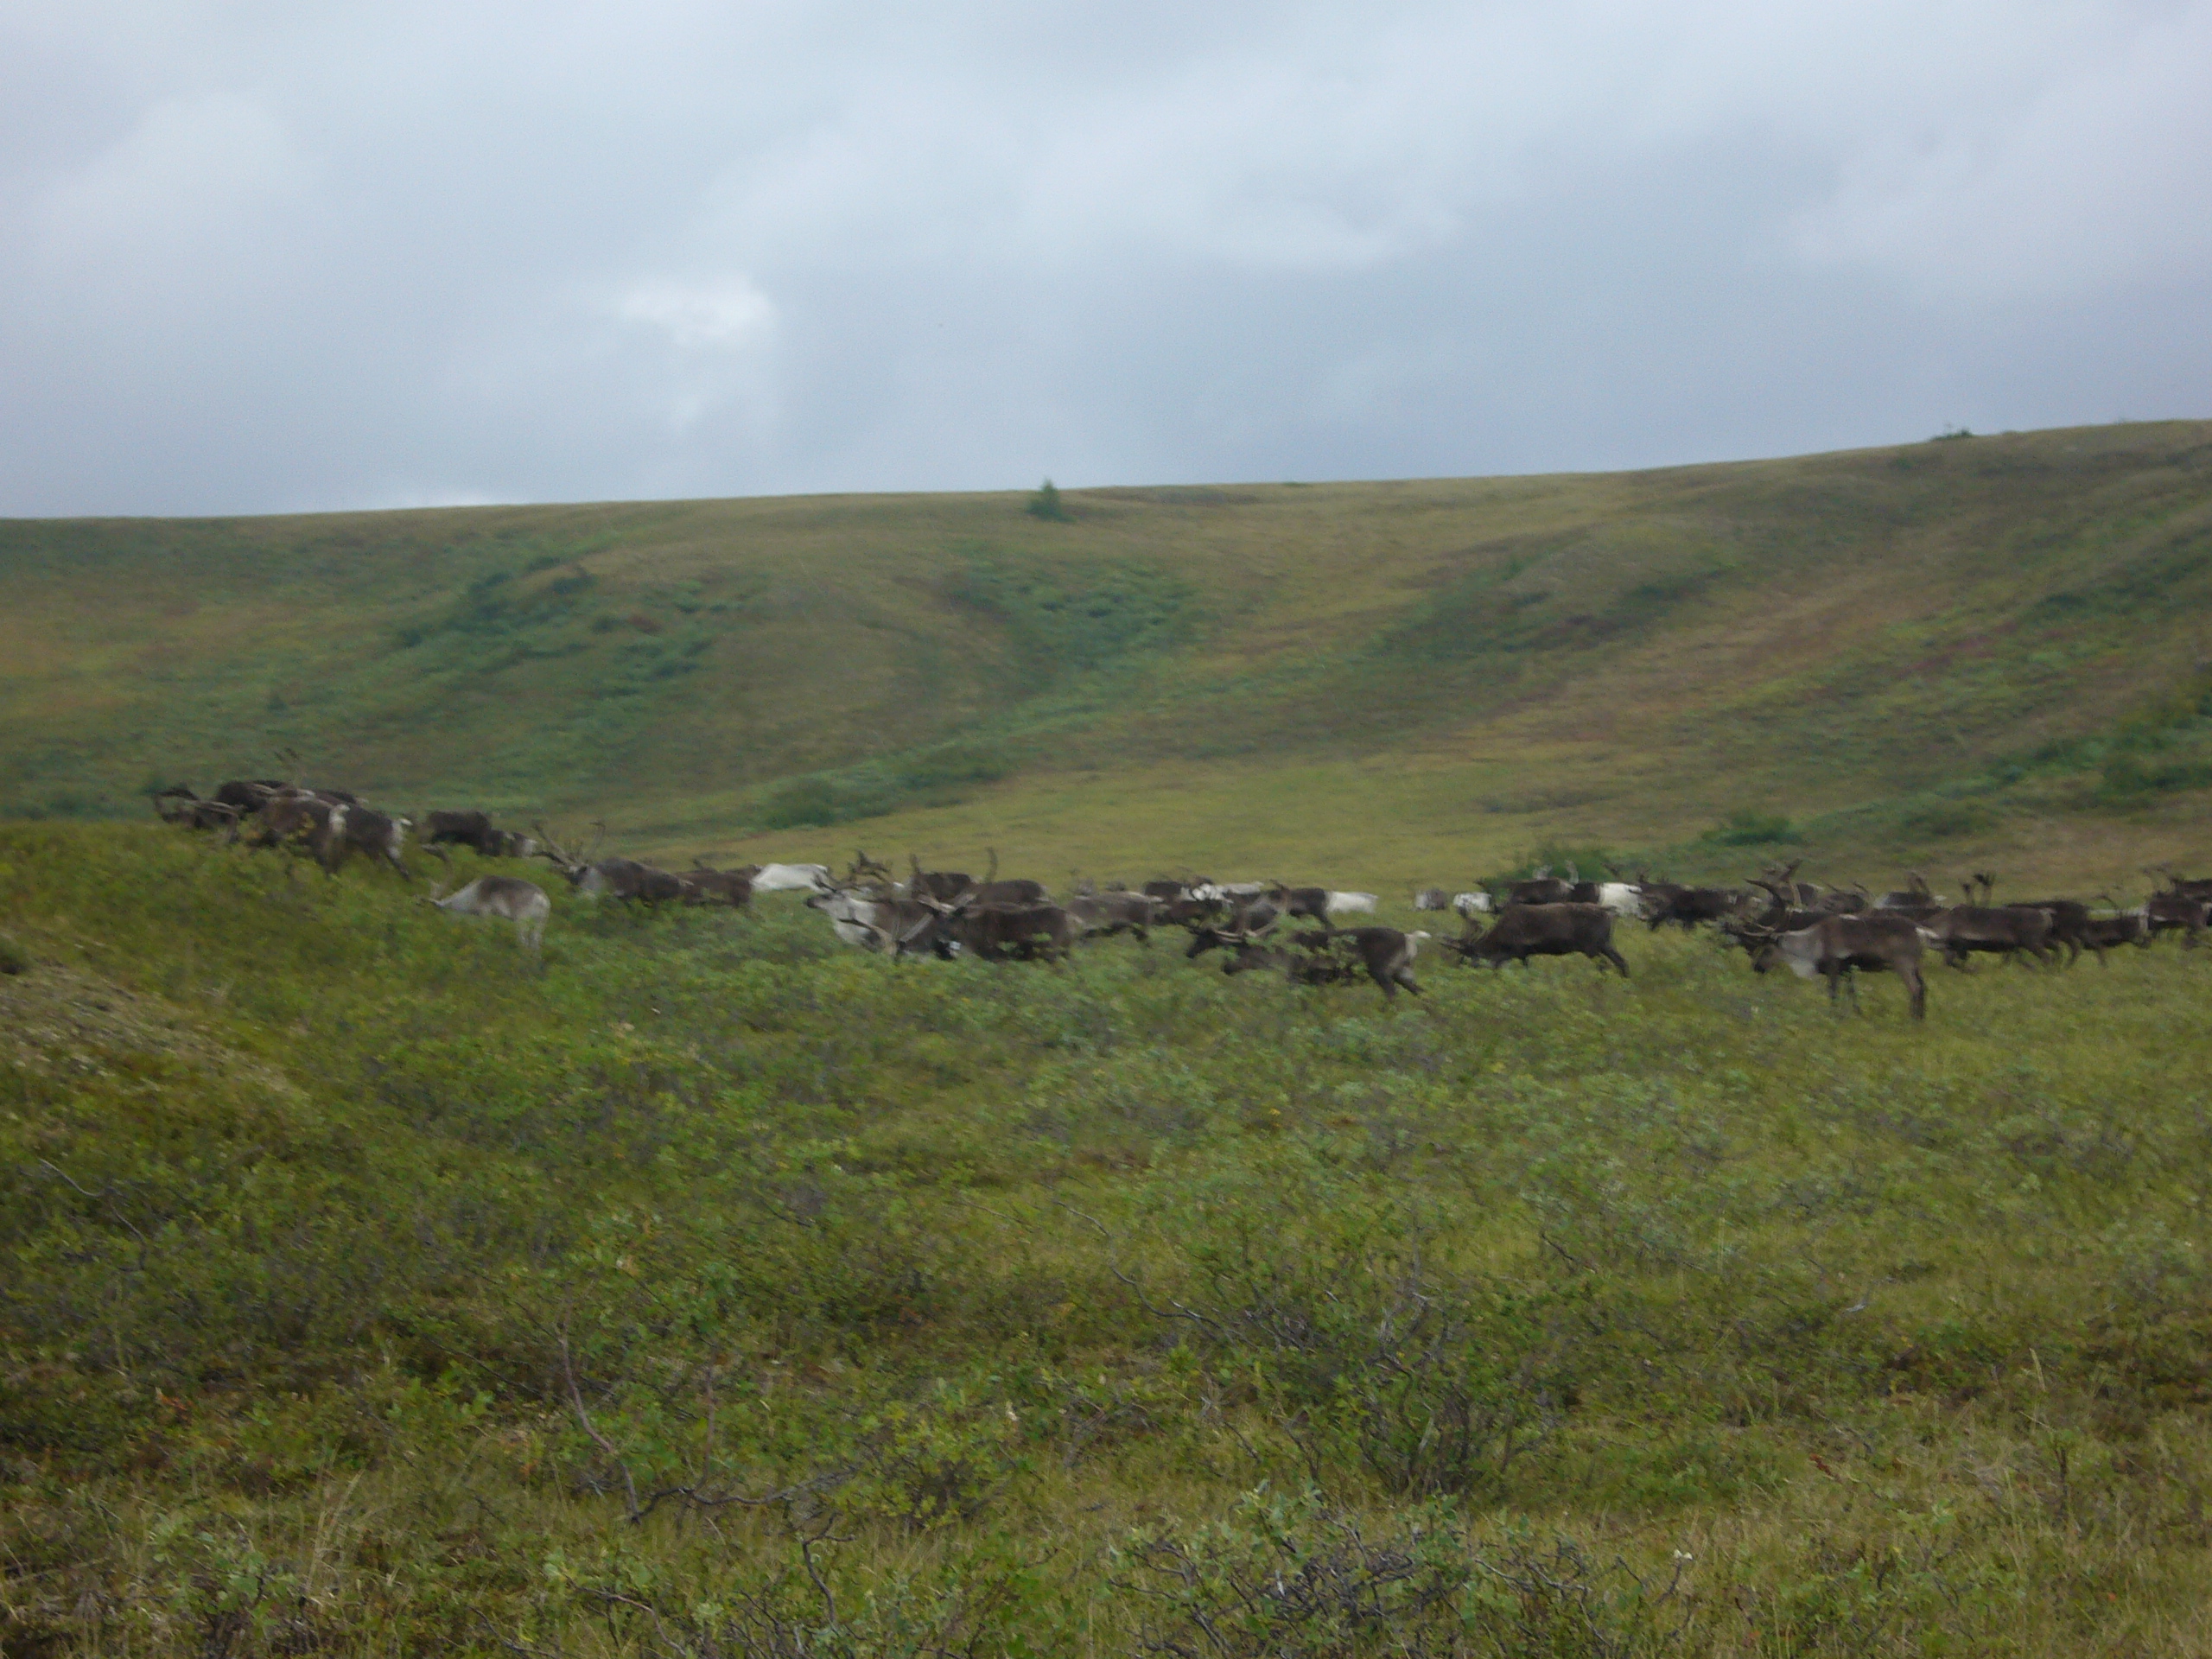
[1872,874,1942,918]
[2143,869,2212,946]
[969,849,1049,907]
[908,853,974,904]
[420,810,539,861]
[679,861,755,908]
[903,888,1078,963]
[1323,925,1428,997]
[242,788,340,857]
[1917,899,2056,969]
[1455,904,1630,976]
[2079,906,2153,958]
[2144,889,2206,947]
[1064,890,1158,942]
[1637,881,1738,931]
[1505,868,1575,906]
[152,785,241,833]
[533,825,683,905]
[1744,912,1928,1020]
[805,882,937,954]
[429,875,551,950]
[1264,882,1332,923]
[1183,895,1284,958]
[751,863,833,893]
[213,779,293,816]
[317,803,415,880]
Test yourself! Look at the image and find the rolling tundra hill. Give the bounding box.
[5,418,2211,889]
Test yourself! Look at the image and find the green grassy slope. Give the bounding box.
[6,824,2212,1656]
[6,420,2212,888]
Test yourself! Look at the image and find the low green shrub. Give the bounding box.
[1699,808,1800,846]
[1898,800,1996,838]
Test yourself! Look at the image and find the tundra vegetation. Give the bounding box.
[8,422,2212,888]
[5,822,2212,1656]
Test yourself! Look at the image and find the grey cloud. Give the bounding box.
[1,0,2205,516]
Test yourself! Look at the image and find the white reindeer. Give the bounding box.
[429,875,551,950]
[753,862,834,893]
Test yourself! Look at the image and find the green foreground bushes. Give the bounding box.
[4,824,2211,1655]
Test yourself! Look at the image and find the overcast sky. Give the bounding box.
[2,0,2207,518]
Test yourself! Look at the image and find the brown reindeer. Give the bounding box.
[1744,912,1928,1020]
[1455,903,1630,976]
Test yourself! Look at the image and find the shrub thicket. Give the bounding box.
[4,823,2211,1655]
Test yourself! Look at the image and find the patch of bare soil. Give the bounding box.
[0,949,294,1097]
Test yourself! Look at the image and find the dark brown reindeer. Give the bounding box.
[1637,880,1739,931]
[2143,868,2212,946]
[1504,868,1575,906]
[907,852,974,904]
[906,889,1078,963]
[1918,885,2057,968]
[152,785,242,833]
[1454,904,1630,976]
[679,861,755,908]
[2078,903,2153,958]
[1872,873,1942,919]
[1064,890,1158,942]
[1264,881,1332,923]
[1183,896,1284,959]
[421,810,539,861]
[242,788,340,858]
[970,848,1049,907]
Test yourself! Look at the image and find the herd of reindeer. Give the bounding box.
[152,774,2212,1020]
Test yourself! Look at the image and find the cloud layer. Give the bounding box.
[2,0,2207,515]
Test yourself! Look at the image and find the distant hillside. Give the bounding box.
[6,420,2212,888]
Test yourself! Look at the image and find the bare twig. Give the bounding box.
[37,1160,152,1273]
[558,1319,641,1523]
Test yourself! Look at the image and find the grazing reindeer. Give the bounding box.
[429,876,551,950]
